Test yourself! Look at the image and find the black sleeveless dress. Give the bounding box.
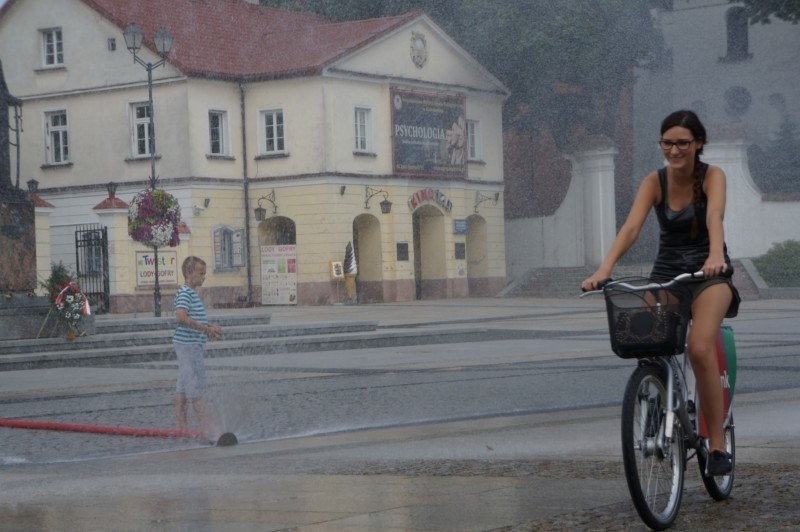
[650,164,740,317]
[650,164,733,279]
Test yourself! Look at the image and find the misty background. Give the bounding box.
[261,0,800,263]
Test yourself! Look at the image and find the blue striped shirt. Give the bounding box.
[173,285,208,344]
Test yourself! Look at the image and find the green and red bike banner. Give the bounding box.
[698,325,737,438]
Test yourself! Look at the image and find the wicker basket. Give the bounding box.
[603,279,692,359]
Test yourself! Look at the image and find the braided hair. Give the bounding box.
[661,110,707,238]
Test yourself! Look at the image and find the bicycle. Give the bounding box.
[581,272,737,530]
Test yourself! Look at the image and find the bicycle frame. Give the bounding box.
[653,354,703,454]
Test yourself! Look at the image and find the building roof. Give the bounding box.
[0,0,508,92]
[28,192,55,208]
[75,0,420,80]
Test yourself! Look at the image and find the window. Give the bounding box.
[41,28,64,67]
[45,110,69,164]
[467,120,481,161]
[213,227,245,271]
[354,107,372,153]
[261,110,285,154]
[724,7,751,61]
[131,103,153,157]
[208,110,229,155]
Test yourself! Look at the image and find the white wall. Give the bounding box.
[505,139,617,279]
[706,141,800,258]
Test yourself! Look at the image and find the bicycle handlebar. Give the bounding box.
[579,271,705,298]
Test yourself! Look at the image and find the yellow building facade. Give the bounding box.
[1,0,508,311]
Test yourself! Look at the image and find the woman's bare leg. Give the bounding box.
[687,283,732,452]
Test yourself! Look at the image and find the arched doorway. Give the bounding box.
[466,215,489,296]
[258,216,297,305]
[412,204,446,299]
[259,216,296,246]
[353,214,383,303]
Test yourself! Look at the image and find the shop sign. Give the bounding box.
[261,245,297,305]
[136,250,178,288]
[408,187,453,213]
[391,87,466,179]
[453,219,468,234]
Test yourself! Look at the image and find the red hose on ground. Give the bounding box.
[0,417,204,439]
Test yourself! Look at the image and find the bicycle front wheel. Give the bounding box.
[621,363,685,530]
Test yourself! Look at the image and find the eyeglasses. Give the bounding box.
[659,139,695,151]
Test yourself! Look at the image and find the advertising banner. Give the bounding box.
[135,250,179,288]
[391,88,466,179]
[261,245,297,305]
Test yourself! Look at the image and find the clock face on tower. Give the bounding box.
[410,32,428,68]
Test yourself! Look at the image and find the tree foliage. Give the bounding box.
[734,0,800,25]
[748,118,800,194]
[260,0,660,146]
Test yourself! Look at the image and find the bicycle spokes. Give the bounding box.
[623,365,685,530]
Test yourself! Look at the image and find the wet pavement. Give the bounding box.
[1,297,799,530]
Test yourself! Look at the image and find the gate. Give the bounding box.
[75,224,110,314]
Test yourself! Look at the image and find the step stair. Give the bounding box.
[0,312,520,371]
[508,264,652,298]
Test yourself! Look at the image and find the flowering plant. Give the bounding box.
[54,281,91,338]
[128,189,181,248]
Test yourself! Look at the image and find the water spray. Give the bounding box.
[0,417,237,446]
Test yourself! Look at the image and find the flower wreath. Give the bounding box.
[128,189,182,248]
[55,281,91,334]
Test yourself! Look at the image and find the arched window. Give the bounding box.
[725,7,751,61]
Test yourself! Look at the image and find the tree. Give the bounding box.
[748,118,800,194]
[734,0,800,25]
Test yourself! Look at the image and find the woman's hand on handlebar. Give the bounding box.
[581,270,612,292]
[701,254,728,279]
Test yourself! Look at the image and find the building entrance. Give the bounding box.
[353,214,383,303]
[412,205,445,300]
[466,215,489,296]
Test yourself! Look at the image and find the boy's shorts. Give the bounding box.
[174,342,207,399]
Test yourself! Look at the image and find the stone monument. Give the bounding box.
[0,59,50,339]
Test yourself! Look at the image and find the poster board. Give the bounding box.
[391,87,466,179]
[135,250,178,288]
[260,245,297,305]
[330,261,344,280]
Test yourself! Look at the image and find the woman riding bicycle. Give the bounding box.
[581,110,741,476]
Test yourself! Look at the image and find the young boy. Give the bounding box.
[173,256,223,435]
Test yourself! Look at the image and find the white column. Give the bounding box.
[566,136,618,267]
[95,208,129,299]
[34,206,56,296]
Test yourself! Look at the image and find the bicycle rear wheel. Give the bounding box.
[621,363,685,530]
[697,415,735,500]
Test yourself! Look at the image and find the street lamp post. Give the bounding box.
[123,23,173,317]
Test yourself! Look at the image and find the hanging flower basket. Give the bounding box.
[128,189,182,248]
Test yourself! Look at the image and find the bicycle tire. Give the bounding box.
[697,415,736,500]
[621,363,685,530]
